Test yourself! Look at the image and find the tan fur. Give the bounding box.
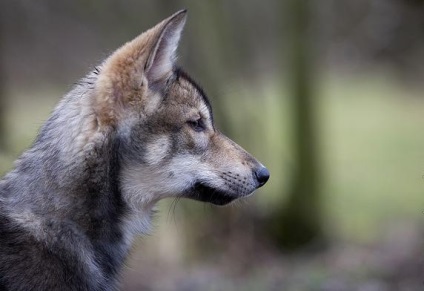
[0,10,268,291]
[94,11,186,128]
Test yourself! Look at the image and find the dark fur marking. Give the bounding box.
[173,67,214,124]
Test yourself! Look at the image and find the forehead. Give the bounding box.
[165,68,213,121]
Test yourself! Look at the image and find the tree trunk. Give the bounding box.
[270,0,324,250]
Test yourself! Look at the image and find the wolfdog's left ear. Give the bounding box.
[94,10,187,126]
[101,10,186,85]
[144,10,187,85]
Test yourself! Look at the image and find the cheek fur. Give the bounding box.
[143,135,171,165]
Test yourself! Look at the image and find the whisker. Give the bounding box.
[167,197,178,223]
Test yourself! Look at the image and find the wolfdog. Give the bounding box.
[0,10,269,290]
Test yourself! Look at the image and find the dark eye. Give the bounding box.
[187,118,205,132]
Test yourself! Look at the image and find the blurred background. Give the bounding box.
[1,0,424,290]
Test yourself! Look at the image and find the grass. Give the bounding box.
[319,74,424,242]
[222,72,424,243]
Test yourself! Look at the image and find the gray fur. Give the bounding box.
[0,70,129,290]
[0,10,269,291]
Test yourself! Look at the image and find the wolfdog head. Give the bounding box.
[92,10,269,209]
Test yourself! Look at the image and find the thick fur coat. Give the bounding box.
[0,10,269,290]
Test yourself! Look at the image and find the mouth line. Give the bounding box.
[186,182,239,206]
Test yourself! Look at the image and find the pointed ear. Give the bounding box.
[94,10,187,127]
[145,10,187,85]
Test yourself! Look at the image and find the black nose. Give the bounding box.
[254,166,270,187]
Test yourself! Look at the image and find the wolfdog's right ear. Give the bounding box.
[94,10,187,127]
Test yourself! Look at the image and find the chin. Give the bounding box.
[185,182,240,206]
